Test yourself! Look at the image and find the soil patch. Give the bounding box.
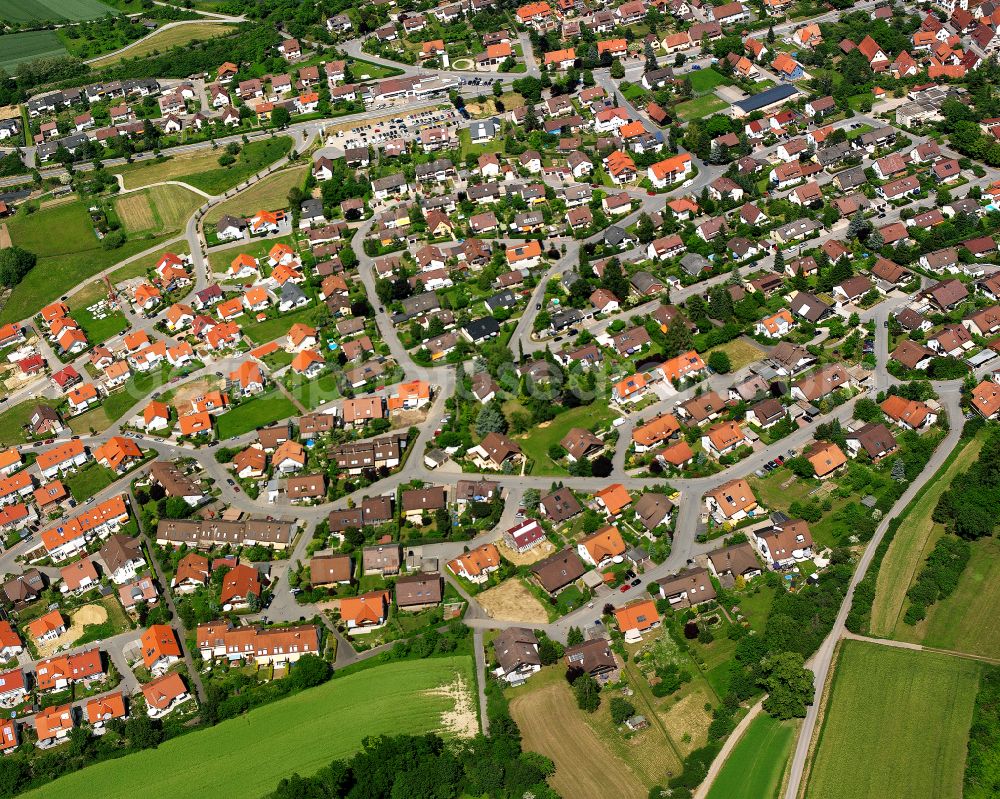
[477,578,550,623]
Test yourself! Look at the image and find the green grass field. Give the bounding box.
[0,399,58,445]
[0,30,68,72]
[706,714,795,799]
[64,462,115,501]
[895,536,1000,660]
[216,393,299,439]
[240,304,318,344]
[870,435,984,637]
[111,137,293,195]
[26,656,475,799]
[0,0,115,23]
[208,234,294,274]
[676,95,728,121]
[688,68,732,95]
[805,641,980,799]
[0,198,174,324]
[205,166,307,224]
[514,404,615,475]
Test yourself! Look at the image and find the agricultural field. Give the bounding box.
[706,714,796,799]
[0,30,67,72]
[111,137,293,194]
[509,669,650,799]
[26,656,475,799]
[0,0,115,23]
[514,404,616,475]
[805,640,980,799]
[895,536,1000,660]
[89,21,236,67]
[114,184,203,236]
[216,393,300,439]
[870,435,984,637]
[205,166,308,225]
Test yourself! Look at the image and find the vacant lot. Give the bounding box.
[28,656,474,799]
[688,68,732,95]
[705,338,765,373]
[112,137,293,194]
[0,30,67,71]
[0,0,113,23]
[676,95,728,121]
[871,435,984,637]
[205,166,307,225]
[805,640,980,799]
[510,676,647,799]
[209,234,294,274]
[216,393,299,439]
[114,184,202,235]
[897,536,1000,660]
[90,22,236,67]
[477,578,550,623]
[706,714,795,799]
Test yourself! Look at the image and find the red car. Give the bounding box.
[619,584,630,593]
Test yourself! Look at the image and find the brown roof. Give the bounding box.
[362,543,402,572]
[560,428,604,460]
[633,493,673,530]
[148,461,201,497]
[540,487,582,522]
[657,567,716,604]
[401,486,447,512]
[394,572,443,607]
[286,473,326,499]
[531,548,586,593]
[793,364,850,402]
[564,638,618,678]
[849,422,898,459]
[708,542,760,578]
[310,555,352,585]
[891,339,934,369]
[493,627,541,673]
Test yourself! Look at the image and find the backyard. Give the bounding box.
[514,404,617,475]
[805,640,980,799]
[27,656,476,799]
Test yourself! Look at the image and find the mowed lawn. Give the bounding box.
[509,671,648,799]
[676,95,728,121]
[0,30,67,72]
[216,393,299,439]
[898,536,1000,660]
[0,198,174,324]
[27,656,474,799]
[0,0,114,23]
[111,137,293,195]
[805,641,980,799]
[870,435,985,637]
[89,21,236,67]
[205,166,307,225]
[514,404,616,475]
[688,68,732,95]
[114,184,203,235]
[706,714,795,799]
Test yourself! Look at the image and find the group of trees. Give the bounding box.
[933,429,1000,540]
[902,536,971,625]
[0,246,36,288]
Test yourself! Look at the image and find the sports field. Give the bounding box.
[0,30,68,71]
[805,640,980,799]
[26,656,475,799]
[870,435,984,636]
[706,714,795,799]
[0,0,115,23]
[111,137,293,195]
[89,21,237,67]
[510,672,648,799]
[114,184,203,235]
[896,536,1000,660]
[205,166,307,224]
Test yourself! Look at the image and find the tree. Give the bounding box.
[707,350,731,373]
[538,637,560,665]
[610,58,625,79]
[773,247,784,275]
[636,212,655,243]
[523,488,541,511]
[600,258,629,301]
[610,697,636,725]
[761,651,815,720]
[289,654,331,689]
[0,245,36,287]
[475,401,508,436]
[271,106,291,128]
[124,714,163,750]
[573,672,601,712]
[567,626,584,646]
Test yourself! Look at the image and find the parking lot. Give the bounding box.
[327,107,464,150]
